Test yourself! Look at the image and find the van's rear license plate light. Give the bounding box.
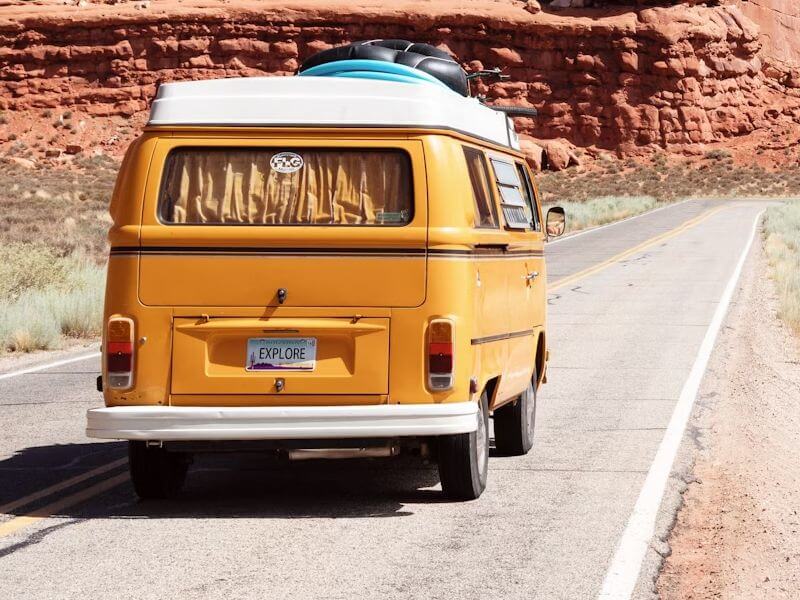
[246,338,317,372]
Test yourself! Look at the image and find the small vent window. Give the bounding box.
[516,162,540,231]
[490,158,532,230]
[463,147,499,228]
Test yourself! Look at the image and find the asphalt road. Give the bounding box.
[0,199,766,599]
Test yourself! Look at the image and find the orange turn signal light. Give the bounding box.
[106,316,134,390]
[428,318,454,391]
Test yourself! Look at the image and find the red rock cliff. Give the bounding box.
[1,0,799,161]
[737,0,800,66]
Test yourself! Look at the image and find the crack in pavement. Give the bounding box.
[0,519,82,559]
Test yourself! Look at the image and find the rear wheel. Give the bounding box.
[438,391,489,500]
[493,368,538,456]
[128,441,190,500]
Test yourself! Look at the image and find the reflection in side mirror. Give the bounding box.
[546,206,566,238]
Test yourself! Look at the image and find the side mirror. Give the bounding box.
[546,206,566,238]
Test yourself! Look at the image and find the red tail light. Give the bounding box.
[428,319,454,391]
[106,317,134,390]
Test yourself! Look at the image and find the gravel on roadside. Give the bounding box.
[656,235,800,598]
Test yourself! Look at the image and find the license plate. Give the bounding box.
[246,338,317,372]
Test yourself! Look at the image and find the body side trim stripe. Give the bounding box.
[470,329,535,345]
[110,246,543,258]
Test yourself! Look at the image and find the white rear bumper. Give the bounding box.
[86,402,479,441]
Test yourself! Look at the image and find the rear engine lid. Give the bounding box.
[138,245,425,307]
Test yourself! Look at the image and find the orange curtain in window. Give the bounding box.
[161,150,411,225]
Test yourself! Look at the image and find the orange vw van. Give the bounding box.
[87,46,565,500]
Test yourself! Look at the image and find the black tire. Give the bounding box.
[438,391,489,500]
[128,441,190,500]
[493,368,538,456]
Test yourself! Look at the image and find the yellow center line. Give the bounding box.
[549,205,729,292]
[0,457,127,516]
[0,472,129,539]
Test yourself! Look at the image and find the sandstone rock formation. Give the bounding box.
[737,0,800,67]
[1,0,799,167]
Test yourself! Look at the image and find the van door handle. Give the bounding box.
[525,271,539,281]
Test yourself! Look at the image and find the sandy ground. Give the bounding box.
[657,239,800,598]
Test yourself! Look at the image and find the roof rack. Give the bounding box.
[484,105,539,118]
[466,68,510,83]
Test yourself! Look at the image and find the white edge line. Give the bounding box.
[547,199,690,246]
[0,351,101,382]
[597,209,765,600]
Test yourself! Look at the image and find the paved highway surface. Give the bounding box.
[0,200,765,599]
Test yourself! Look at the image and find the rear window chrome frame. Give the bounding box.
[515,161,541,232]
[155,146,416,228]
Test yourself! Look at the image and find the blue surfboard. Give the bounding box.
[298,59,453,91]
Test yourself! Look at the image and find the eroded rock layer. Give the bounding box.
[1,0,799,158]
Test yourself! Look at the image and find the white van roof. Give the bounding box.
[148,76,520,150]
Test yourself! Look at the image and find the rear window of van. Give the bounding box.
[158,148,413,226]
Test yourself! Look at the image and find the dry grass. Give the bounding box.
[0,243,71,301]
[537,155,800,204]
[546,196,658,234]
[763,201,800,333]
[0,158,114,352]
[0,247,105,352]
[0,155,116,261]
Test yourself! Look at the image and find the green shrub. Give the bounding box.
[704,149,732,161]
[0,254,105,352]
[55,260,105,337]
[0,244,70,302]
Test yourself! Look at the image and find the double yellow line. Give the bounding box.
[0,204,730,539]
[549,205,728,291]
[0,457,128,538]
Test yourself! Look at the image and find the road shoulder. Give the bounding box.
[0,342,99,378]
[650,233,800,597]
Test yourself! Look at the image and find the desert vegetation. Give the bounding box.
[537,152,800,203]
[0,157,115,352]
[0,155,116,260]
[763,201,800,333]
[546,196,658,234]
[0,245,104,352]
[537,152,800,236]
